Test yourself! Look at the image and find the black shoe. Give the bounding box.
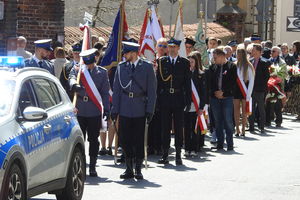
[276,124,282,128]
[158,157,169,164]
[89,157,98,177]
[117,154,125,163]
[241,133,245,137]
[99,147,107,156]
[120,158,134,179]
[235,133,240,137]
[260,129,265,134]
[120,170,134,179]
[107,147,113,156]
[134,159,144,180]
[158,150,169,164]
[227,146,234,151]
[211,145,223,150]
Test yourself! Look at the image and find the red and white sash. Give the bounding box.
[80,65,103,113]
[203,104,210,125]
[191,80,208,135]
[236,69,252,114]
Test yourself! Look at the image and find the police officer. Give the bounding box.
[111,41,157,180]
[24,39,55,75]
[157,38,192,165]
[69,48,110,177]
[60,42,82,99]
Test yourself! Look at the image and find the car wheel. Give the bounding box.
[3,164,26,200]
[56,147,85,200]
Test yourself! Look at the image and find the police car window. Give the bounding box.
[0,79,15,117]
[18,80,37,114]
[49,81,62,103]
[32,79,58,109]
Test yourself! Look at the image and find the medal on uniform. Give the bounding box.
[169,88,175,93]
[83,95,89,102]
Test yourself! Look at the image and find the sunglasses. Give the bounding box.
[158,44,167,48]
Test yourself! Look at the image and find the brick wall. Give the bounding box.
[0,0,63,54]
[17,0,65,53]
[0,0,18,55]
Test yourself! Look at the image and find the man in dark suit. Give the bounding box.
[249,44,271,133]
[157,38,192,165]
[24,39,55,75]
[111,42,157,180]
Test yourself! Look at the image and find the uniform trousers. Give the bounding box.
[119,116,146,159]
[77,116,101,157]
[161,107,184,150]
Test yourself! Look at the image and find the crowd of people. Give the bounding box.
[17,33,300,180]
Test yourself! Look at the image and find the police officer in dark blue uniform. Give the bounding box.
[24,39,55,75]
[157,38,192,165]
[69,48,110,177]
[111,42,157,180]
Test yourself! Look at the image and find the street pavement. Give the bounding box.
[33,114,300,200]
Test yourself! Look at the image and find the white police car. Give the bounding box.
[0,56,85,200]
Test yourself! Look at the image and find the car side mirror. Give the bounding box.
[22,106,48,122]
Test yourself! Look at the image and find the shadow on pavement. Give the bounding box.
[234,135,259,141]
[114,178,162,189]
[157,163,197,171]
[85,176,113,185]
[31,198,55,200]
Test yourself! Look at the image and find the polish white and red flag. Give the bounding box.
[139,5,164,62]
[79,25,104,113]
[191,80,208,134]
[236,69,252,114]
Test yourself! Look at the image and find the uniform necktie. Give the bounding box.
[38,61,43,68]
[171,59,175,66]
[131,63,135,73]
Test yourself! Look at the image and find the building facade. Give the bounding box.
[0,0,64,55]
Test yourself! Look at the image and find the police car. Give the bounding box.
[0,56,85,200]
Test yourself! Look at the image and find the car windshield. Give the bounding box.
[0,79,15,118]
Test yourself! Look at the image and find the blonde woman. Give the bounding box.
[233,48,255,137]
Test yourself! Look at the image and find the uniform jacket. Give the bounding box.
[207,61,237,98]
[111,59,157,118]
[24,57,55,75]
[250,57,271,93]
[69,65,110,117]
[156,56,192,109]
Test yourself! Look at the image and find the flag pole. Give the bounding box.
[114,0,125,164]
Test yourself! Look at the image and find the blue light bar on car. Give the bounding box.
[0,56,25,68]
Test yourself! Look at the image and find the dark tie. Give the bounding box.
[88,69,91,74]
[131,63,135,73]
[38,61,43,68]
[171,59,175,66]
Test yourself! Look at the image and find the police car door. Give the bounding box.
[17,79,54,188]
[30,78,69,182]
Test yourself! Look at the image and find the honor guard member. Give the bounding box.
[60,42,82,99]
[69,48,110,177]
[24,39,55,75]
[111,41,157,180]
[157,38,192,165]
